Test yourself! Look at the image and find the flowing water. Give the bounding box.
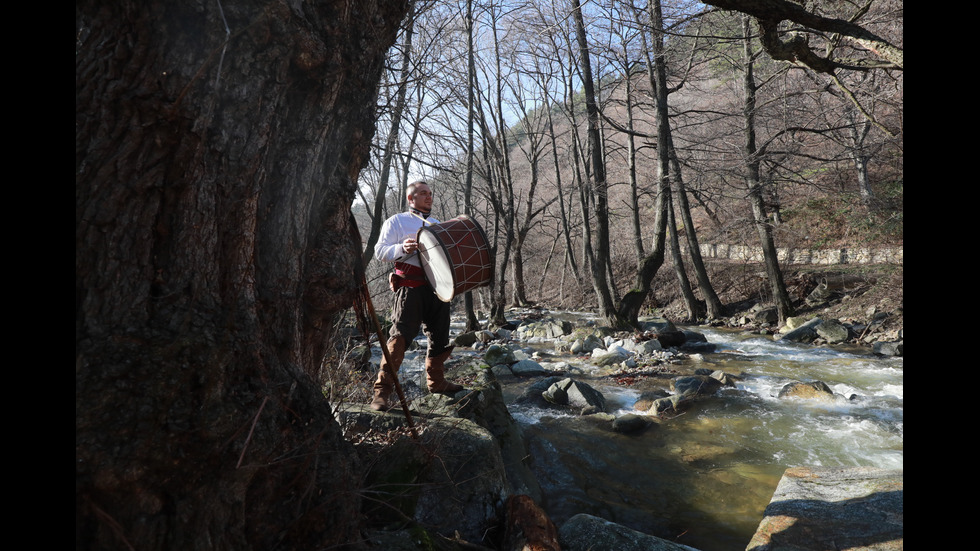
[398,318,903,550]
[498,322,899,551]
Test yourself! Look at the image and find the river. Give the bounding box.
[497,321,899,551]
[400,316,903,550]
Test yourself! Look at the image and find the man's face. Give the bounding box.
[408,184,433,212]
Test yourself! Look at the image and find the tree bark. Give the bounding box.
[76,1,408,549]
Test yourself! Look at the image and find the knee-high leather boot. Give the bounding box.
[425,346,463,394]
[371,336,406,411]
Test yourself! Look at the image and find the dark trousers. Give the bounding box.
[389,285,451,358]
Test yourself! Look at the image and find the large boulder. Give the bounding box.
[637,317,678,333]
[413,416,507,542]
[334,368,543,542]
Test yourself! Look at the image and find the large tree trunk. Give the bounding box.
[75,1,408,550]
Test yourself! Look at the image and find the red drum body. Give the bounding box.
[417,215,494,302]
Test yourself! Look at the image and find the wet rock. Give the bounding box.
[612,414,654,434]
[634,389,671,412]
[780,317,823,343]
[672,375,723,398]
[513,376,565,409]
[778,380,834,400]
[542,378,607,412]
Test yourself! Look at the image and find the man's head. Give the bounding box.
[407,181,433,213]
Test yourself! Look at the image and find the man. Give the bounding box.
[371,181,463,411]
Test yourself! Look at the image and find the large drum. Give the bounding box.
[416,215,494,302]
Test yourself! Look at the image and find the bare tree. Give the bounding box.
[702,0,903,72]
[571,0,625,327]
[739,14,795,322]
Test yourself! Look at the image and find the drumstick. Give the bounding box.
[349,223,420,439]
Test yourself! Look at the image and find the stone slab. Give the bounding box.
[746,466,903,550]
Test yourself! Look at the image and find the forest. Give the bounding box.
[354,0,903,329]
[76,0,901,549]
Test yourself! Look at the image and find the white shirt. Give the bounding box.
[374,211,441,267]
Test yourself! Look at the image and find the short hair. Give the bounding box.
[406,180,428,198]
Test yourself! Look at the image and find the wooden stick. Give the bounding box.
[360,275,419,440]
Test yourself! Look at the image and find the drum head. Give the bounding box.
[417,228,456,301]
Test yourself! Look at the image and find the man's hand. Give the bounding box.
[403,237,418,255]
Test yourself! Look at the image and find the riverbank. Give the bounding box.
[655,262,903,348]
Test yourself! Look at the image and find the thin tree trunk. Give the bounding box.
[362,9,416,266]
[670,155,725,319]
[571,0,622,327]
[741,16,793,323]
[463,0,480,330]
[668,195,699,321]
[625,69,645,263]
[618,0,671,325]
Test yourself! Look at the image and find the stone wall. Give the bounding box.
[698,244,903,265]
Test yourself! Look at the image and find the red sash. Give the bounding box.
[393,262,427,289]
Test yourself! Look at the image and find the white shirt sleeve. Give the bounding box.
[374,215,408,263]
[374,212,441,266]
